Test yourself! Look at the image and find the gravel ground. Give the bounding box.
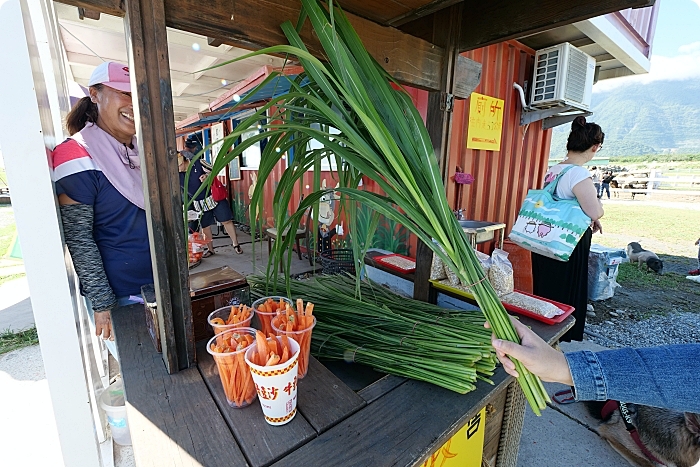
[585,311,700,348]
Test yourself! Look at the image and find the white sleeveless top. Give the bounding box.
[544,164,592,200]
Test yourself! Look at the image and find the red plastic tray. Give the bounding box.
[502,291,575,325]
[429,279,574,325]
[374,254,416,274]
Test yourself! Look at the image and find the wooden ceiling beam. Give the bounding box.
[64,0,124,18]
[386,0,462,27]
[400,0,656,51]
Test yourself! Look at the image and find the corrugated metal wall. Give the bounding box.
[446,40,552,242]
[617,3,660,48]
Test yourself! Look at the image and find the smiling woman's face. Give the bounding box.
[90,85,135,144]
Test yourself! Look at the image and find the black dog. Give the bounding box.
[626,242,663,274]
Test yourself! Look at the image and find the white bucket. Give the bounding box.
[99,380,132,446]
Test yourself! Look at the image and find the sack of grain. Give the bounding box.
[489,249,514,297]
[501,292,563,318]
[460,250,491,290]
[430,253,447,280]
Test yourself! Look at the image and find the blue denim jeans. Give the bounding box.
[565,344,700,413]
[86,295,143,360]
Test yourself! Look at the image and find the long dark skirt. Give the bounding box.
[532,228,592,342]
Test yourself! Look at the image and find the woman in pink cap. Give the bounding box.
[52,62,153,352]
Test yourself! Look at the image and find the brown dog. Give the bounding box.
[587,401,700,467]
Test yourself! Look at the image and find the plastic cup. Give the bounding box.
[208,306,254,335]
[206,327,258,408]
[272,316,316,379]
[99,380,132,446]
[252,296,293,336]
[245,336,300,426]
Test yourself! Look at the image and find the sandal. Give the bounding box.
[552,388,576,404]
[233,244,243,255]
[202,250,215,258]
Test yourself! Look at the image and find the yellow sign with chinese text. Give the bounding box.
[421,408,486,467]
[466,93,504,151]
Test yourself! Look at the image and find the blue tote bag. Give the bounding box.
[509,166,591,261]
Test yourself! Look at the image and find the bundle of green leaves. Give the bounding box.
[186,0,549,414]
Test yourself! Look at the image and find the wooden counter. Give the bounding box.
[112,303,573,467]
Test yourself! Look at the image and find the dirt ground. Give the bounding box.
[585,193,700,323]
[587,257,700,324]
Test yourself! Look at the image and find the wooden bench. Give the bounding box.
[112,303,573,466]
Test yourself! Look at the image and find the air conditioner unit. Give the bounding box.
[530,43,596,111]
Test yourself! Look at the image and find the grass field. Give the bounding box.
[598,204,699,245]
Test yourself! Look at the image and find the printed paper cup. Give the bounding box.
[206,327,257,408]
[252,296,293,336]
[208,306,253,335]
[245,336,300,426]
[272,316,316,379]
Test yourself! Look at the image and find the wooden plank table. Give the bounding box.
[112,300,573,467]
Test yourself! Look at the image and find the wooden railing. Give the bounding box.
[609,174,700,196]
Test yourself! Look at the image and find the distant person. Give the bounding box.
[590,166,601,198]
[531,116,604,342]
[689,237,700,276]
[180,137,242,256]
[600,171,614,200]
[53,62,153,348]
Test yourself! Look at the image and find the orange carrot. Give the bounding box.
[255,330,269,364]
[281,334,291,355]
[286,305,295,332]
[268,334,280,355]
[280,346,289,364]
[305,302,314,318]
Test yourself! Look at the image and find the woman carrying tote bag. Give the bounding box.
[532,117,605,342]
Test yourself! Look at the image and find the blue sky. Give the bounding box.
[652,0,700,57]
[594,0,700,91]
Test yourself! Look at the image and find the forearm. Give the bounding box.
[59,204,117,312]
[566,345,700,413]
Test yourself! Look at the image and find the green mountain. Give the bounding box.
[550,79,700,158]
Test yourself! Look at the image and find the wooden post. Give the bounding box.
[413,3,463,302]
[124,0,194,372]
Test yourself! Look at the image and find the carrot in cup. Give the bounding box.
[272,299,316,378]
[252,296,293,336]
[208,304,254,335]
[206,327,257,408]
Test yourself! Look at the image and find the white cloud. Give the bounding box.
[678,41,700,54]
[593,41,700,92]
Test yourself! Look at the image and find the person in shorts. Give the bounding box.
[180,136,242,256]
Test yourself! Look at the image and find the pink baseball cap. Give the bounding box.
[88,61,131,93]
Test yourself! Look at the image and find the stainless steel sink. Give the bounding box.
[458,220,507,245]
[458,220,500,230]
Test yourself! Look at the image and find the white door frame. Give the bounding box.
[0,0,103,465]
